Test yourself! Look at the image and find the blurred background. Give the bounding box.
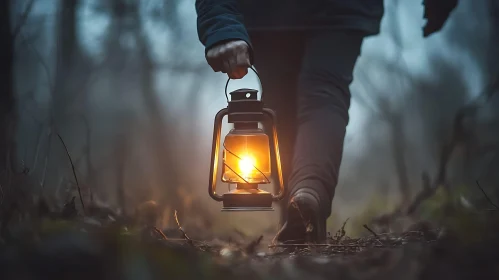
[7,0,499,238]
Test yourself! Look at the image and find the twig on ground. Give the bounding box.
[271,222,287,246]
[245,235,263,254]
[167,238,196,242]
[333,218,349,242]
[153,227,168,240]
[363,224,380,238]
[174,210,193,245]
[269,244,388,248]
[363,224,383,245]
[57,133,85,214]
[476,180,499,210]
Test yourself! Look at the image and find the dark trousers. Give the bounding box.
[249,30,364,220]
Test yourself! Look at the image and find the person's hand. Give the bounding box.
[206,40,251,79]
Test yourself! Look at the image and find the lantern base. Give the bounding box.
[221,188,274,211]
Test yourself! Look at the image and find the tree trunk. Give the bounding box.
[40,0,79,194]
[378,98,411,205]
[115,132,127,214]
[135,16,181,223]
[488,0,499,77]
[0,0,16,174]
[107,0,181,223]
[53,0,78,122]
[390,115,411,204]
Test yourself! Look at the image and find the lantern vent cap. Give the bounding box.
[229,88,259,101]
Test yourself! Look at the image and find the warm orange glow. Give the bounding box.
[238,155,256,178]
[221,128,271,184]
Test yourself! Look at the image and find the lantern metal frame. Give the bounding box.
[208,88,285,211]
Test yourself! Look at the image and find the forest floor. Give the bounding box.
[1,202,499,280]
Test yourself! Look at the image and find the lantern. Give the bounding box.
[208,88,285,211]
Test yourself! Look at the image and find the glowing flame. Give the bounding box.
[238,155,256,177]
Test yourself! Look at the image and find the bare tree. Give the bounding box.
[378,97,411,205]
[135,2,181,221]
[104,0,184,223]
[354,63,412,206]
[0,0,16,176]
[352,0,413,205]
[38,0,98,206]
[52,0,83,121]
[36,0,81,202]
[0,0,37,239]
[114,131,128,214]
[0,0,36,180]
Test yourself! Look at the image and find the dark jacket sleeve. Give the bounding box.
[195,0,254,63]
[422,0,459,37]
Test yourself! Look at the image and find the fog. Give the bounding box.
[11,0,499,237]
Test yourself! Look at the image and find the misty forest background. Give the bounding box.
[1,0,498,239]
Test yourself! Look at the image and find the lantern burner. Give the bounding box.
[222,184,273,211]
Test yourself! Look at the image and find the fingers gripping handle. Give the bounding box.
[224,66,263,103]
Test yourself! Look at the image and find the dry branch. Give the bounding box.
[153,227,168,240]
[245,235,263,254]
[476,180,499,210]
[56,133,85,214]
[12,0,34,40]
[39,129,52,191]
[332,218,349,242]
[372,74,499,227]
[269,244,387,248]
[23,33,54,94]
[174,210,193,245]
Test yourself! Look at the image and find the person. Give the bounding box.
[195,0,459,243]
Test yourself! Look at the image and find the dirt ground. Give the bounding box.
[1,215,498,280]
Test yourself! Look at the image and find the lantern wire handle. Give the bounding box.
[224,65,263,103]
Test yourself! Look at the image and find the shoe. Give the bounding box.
[275,189,327,244]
